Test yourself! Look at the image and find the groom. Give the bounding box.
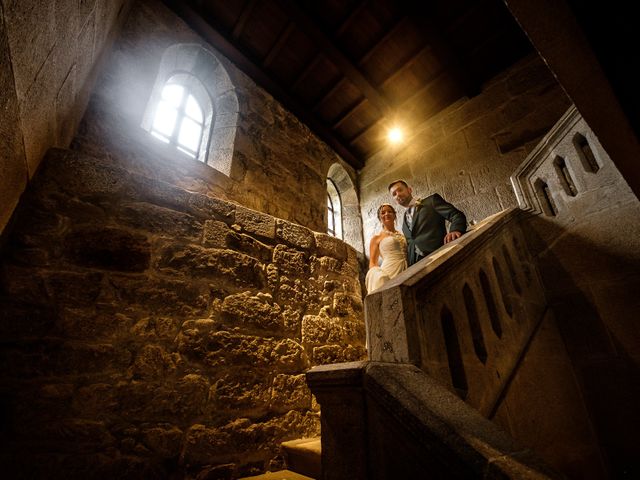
[388,180,467,266]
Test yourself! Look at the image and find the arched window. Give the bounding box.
[151,77,206,160]
[326,163,363,254]
[327,178,343,239]
[141,44,240,175]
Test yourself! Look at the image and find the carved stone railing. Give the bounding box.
[307,361,562,480]
[365,207,547,416]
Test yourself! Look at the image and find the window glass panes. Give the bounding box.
[151,78,207,160]
[186,95,203,122]
[327,179,343,239]
[328,196,335,233]
[152,101,178,137]
[178,117,202,152]
[162,84,184,107]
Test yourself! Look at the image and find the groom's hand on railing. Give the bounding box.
[444,231,463,244]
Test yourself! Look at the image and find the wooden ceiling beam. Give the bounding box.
[357,17,409,67]
[336,0,370,37]
[333,97,367,129]
[232,0,257,39]
[445,0,487,36]
[467,24,511,59]
[291,54,323,92]
[348,118,382,147]
[403,0,481,97]
[278,0,392,116]
[312,77,348,112]
[162,0,363,169]
[378,44,431,87]
[263,22,295,68]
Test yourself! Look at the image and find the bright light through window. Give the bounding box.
[327,179,342,239]
[162,84,184,107]
[179,117,201,152]
[151,82,204,160]
[152,102,177,137]
[186,95,203,122]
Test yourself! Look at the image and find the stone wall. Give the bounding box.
[0,0,131,234]
[0,148,365,479]
[71,0,355,234]
[359,54,571,255]
[511,107,640,478]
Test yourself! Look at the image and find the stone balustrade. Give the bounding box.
[365,207,547,415]
[307,361,562,480]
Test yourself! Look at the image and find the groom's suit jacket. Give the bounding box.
[402,193,467,266]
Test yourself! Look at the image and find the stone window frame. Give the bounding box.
[327,162,364,254]
[141,43,239,176]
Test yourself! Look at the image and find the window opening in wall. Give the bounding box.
[327,178,343,239]
[553,155,578,196]
[479,269,502,338]
[441,305,468,399]
[573,132,600,173]
[152,81,205,159]
[327,193,336,236]
[534,178,557,216]
[463,283,488,364]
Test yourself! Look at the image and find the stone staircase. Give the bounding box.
[240,470,313,480]
[240,437,321,479]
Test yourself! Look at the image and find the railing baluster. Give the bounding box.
[463,283,488,364]
[441,305,468,399]
[502,245,521,295]
[492,256,513,318]
[479,268,502,338]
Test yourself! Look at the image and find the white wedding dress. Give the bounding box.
[365,231,408,293]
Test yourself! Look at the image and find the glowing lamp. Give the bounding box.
[388,127,403,144]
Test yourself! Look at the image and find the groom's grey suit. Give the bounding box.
[402,193,467,266]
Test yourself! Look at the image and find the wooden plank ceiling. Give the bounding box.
[163,0,532,170]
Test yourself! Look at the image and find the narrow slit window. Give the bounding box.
[534,179,557,217]
[573,132,599,173]
[553,155,578,196]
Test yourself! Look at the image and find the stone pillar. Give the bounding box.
[306,361,369,480]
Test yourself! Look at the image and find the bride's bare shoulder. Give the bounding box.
[370,231,384,243]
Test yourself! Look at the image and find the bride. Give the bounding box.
[365,203,408,293]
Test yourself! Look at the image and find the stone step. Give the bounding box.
[281,437,321,479]
[239,470,314,480]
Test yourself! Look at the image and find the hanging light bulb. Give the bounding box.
[388,127,403,144]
